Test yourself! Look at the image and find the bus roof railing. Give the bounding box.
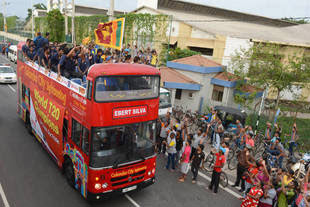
[25,61,87,97]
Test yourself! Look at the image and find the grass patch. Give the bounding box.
[246,114,310,151]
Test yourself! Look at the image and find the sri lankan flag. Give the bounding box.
[94,18,125,50]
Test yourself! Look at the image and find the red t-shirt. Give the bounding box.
[245,166,259,184]
[214,153,226,172]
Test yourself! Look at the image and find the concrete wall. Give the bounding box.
[170,70,240,112]
[134,7,227,64]
[0,31,27,43]
[222,37,252,73]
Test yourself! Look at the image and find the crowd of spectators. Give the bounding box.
[21,32,159,80]
[157,110,309,207]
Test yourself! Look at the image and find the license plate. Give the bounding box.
[122,185,137,193]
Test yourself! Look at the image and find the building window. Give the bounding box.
[212,85,224,102]
[188,92,193,98]
[175,89,182,100]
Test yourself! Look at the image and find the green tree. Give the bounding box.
[233,80,258,110]
[166,47,200,61]
[47,9,64,42]
[231,42,310,114]
[0,15,18,31]
[281,17,309,24]
[26,3,47,22]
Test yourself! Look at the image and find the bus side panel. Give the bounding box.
[19,61,66,166]
[29,84,66,165]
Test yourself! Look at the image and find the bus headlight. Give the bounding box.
[94,183,101,190]
[102,183,108,188]
[152,168,156,174]
[148,171,151,176]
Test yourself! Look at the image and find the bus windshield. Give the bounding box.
[90,121,156,168]
[159,92,171,109]
[94,76,159,102]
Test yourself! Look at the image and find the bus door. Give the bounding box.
[65,117,90,197]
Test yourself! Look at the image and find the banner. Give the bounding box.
[94,18,125,50]
[30,86,65,161]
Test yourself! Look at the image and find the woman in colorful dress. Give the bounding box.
[241,181,264,207]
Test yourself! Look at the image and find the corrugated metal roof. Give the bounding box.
[158,0,295,27]
[157,8,310,46]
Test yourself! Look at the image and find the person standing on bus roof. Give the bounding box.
[57,47,68,78]
[42,32,49,47]
[50,45,60,72]
[93,49,103,64]
[33,32,41,47]
[77,52,90,76]
[34,32,44,53]
[39,46,51,70]
[22,39,31,60]
[59,46,82,79]
[28,44,36,61]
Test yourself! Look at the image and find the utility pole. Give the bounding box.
[2,0,8,42]
[254,88,268,135]
[108,0,115,21]
[64,0,68,37]
[71,0,75,44]
[31,0,34,39]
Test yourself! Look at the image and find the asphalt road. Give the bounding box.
[0,55,241,207]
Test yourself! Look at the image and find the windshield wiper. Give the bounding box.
[112,157,121,169]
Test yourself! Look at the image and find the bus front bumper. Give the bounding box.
[87,177,155,201]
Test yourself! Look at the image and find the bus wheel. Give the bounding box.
[64,159,75,187]
[25,112,33,135]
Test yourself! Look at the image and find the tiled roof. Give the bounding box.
[160,66,198,84]
[213,72,239,81]
[171,55,222,67]
[241,84,263,93]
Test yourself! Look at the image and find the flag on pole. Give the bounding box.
[94,18,125,50]
[273,108,281,125]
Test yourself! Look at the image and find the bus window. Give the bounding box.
[94,76,159,102]
[71,118,89,155]
[81,128,90,155]
[63,118,68,143]
[86,80,92,100]
[90,121,156,168]
[72,119,82,146]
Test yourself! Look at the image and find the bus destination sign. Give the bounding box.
[113,105,148,119]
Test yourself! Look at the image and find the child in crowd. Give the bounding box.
[191,144,205,183]
[179,139,192,182]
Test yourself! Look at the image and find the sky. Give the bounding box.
[4,0,310,19]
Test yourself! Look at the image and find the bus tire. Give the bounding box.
[25,112,33,135]
[64,159,75,188]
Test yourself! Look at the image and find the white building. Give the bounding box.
[160,55,263,113]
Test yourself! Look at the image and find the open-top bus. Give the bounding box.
[16,42,160,200]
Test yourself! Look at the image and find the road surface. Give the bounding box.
[0,55,242,207]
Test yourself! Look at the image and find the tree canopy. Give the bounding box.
[46,9,64,42]
[281,17,309,24]
[167,47,200,61]
[230,42,310,112]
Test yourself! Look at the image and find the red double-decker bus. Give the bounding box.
[16,42,160,200]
